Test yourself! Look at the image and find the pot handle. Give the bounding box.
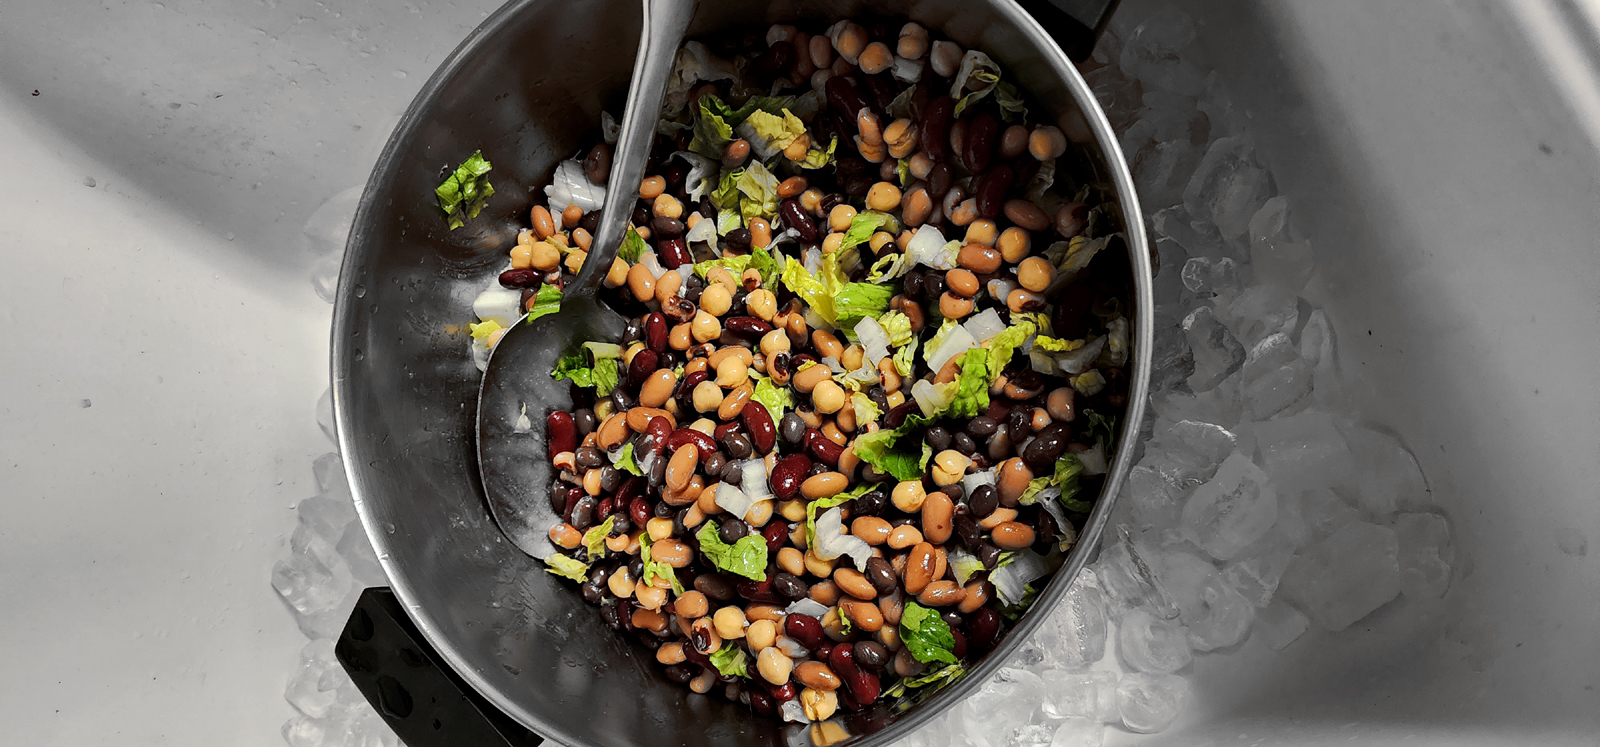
[1014,0,1120,62]
[336,587,542,747]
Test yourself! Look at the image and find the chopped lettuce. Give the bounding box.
[709,643,749,678]
[618,226,647,264]
[1083,410,1117,452]
[851,416,933,482]
[543,554,589,582]
[435,151,494,230]
[696,521,769,581]
[998,582,1041,621]
[749,245,781,288]
[582,515,615,559]
[750,373,793,419]
[615,442,643,476]
[1018,475,1054,505]
[1055,453,1090,513]
[689,95,737,158]
[1071,370,1107,396]
[781,253,847,327]
[866,251,912,282]
[716,209,743,235]
[713,161,782,228]
[893,342,916,377]
[663,41,739,117]
[692,93,798,158]
[639,535,685,594]
[793,135,838,169]
[469,319,504,342]
[549,338,620,396]
[804,485,872,549]
[851,392,881,426]
[1033,336,1085,353]
[526,284,563,323]
[738,108,807,160]
[896,157,912,187]
[985,320,1036,375]
[946,352,991,420]
[693,253,755,280]
[949,50,1026,122]
[840,211,898,251]
[900,601,958,665]
[834,283,897,328]
[878,311,914,347]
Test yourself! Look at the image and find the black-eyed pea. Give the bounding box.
[887,523,923,549]
[1007,288,1047,314]
[656,642,687,665]
[939,292,976,319]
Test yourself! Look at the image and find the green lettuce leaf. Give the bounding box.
[900,601,958,665]
[551,350,595,387]
[985,320,1036,375]
[435,150,494,230]
[709,643,749,677]
[696,522,769,581]
[689,95,736,158]
[804,484,874,549]
[711,168,744,212]
[946,351,991,420]
[1056,453,1089,513]
[549,339,620,396]
[834,283,897,328]
[615,442,643,476]
[851,392,881,426]
[780,254,848,326]
[840,211,898,251]
[950,51,1027,122]
[743,108,806,153]
[1018,475,1054,505]
[998,582,1041,622]
[469,319,503,342]
[692,254,755,280]
[1083,410,1117,452]
[749,245,781,289]
[618,226,647,264]
[1033,336,1084,353]
[896,157,912,187]
[716,209,743,235]
[526,284,563,323]
[851,417,934,482]
[893,342,916,378]
[1071,370,1106,396]
[838,605,854,634]
[735,161,780,226]
[750,373,793,419]
[639,535,686,595]
[543,554,588,582]
[591,358,619,397]
[794,135,838,169]
[877,311,914,347]
[582,515,615,559]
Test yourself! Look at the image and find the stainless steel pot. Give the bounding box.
[332,1,1152,745]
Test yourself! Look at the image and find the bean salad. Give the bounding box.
[463,17,1133,724]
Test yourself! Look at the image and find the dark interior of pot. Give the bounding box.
[333,1,1148,745]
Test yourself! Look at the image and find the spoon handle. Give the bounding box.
[570,0,698,298]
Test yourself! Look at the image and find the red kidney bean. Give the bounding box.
[764,680,798,702]
[963,111,999,173]
[861,73,897,113]
[785,613,825,650]
[645,416,673,450]
[753,39,795,79]
[973,163,1015,220]
[596,495,616,520]
[829,645,880,704]
[762,520,789,552]
[627,349,659,389]
[498,268,544,289]
[583,142,612,184]
[713,420,745,443]
[825,76,870,118]
[736,579,784,604]
[741,401,777,454]
[884,402,917,429]
[781,199,818,242]
[666,427,717,460]
[659,237,691,269]
[950,628,968,660]
[561,487,583,523]
[835,686,862,713]
[769,454,811,500]
[1052,282,1094,340]
[967,607,1000,656]
[748,689,775,716]
[675,369,709,405]
[644,312,668,353]
[920,96,954,162]
[629,496,652,527]
[814,643,834,662]
[805,428,843,466]
[547,412,577,458]
[1055,201,1089,238]
[724,316,774,338]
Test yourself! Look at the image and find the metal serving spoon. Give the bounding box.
[477,0,696,558]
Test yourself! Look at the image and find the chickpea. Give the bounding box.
[897,22,929,60]
[692,380,723,413]
[800,188,825,214]
[891,480,927,512]
[746,619,779,652]
[1029,125,1069,161]
[530,241,561,272]
[866,181,902,212]
[813,380,847,414]
[509,243,533,269]
[712,606,748,639]
[639,176,665,200]
[965,219,998,246]
[757,647,794,685]
[822,231,845,254]
[1018,256,1056,292]
[829,204,858,233]
[931,449,971,486]
[699,283,732,316]
[746,288,777,321]
[858,41,893,74]
[830,20,867,65]
[690,310,722,343]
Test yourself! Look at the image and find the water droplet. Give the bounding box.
[354,284,366,298]
[224,232,235,241]
[82,176,96,188]
[354,349,365,361]
[392,70,408,79]
[384,522,396,534]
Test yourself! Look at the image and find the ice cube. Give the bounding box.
[1040,670,1120,722]
[1392,512,1453,599]
[1240,333,1313,420]
[1180,452,1278,560]
[297,494,357,548]
[1032,580,1109,670]
[1298,309,1345,409]
[1181,257,1241,297]
[316,387,337,446]
[1119,8,1206,96]
[1219,284,1298,349]
[1093,529,1173,617]
[272,543,354,618]
[1339,423,1430,516]
[282,715,329,747]
[1183,137,1271,240]
[1151,420,1238,479]
[1182,306,1245,392]
[1280,522,1401,631]
[1252,599,1309,650]
[1134,138,1206,210]
[338,521,390,587]
[1248,196,1314,291]
[1116,672,1189,734]
[1007,724,1056,747]
[961,668,1046,746]
[285,639,342,718]
[310,252,343,305]
[1123,463,1186,529]
[1295,488,1363,541]
[1185,579,1254,651]
[1222,530,1298,607]
[313,451,348,494]
[1050,718,1104,747]
[1146,549,1220,625]
[1152,206,1229,259]
[1254,411,1355,495]
[1116,608,1192,673]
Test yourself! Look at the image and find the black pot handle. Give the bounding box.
[337,587,542,747]
[1015,0,1120,62]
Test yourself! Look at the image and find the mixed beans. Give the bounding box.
[483,17,1132,723]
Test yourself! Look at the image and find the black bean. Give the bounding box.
[575,446,605,471]
[780,413,807,445]
[806,462,829,479]
[885,402,917,429]
[570,496,597,531]
[601,602,625,630]
[609,388,635,412]
[651,215,684,238]
[1023,422,1071,471]
[628,557,645,579]
[774,572,809,600]
[653,500,674,518]
[903,269,926,300]
[976,542,1002,569]
[574,408,598,436]
[925,426,952,452]
[599,466,624,493]
[853,488,887,516]
[968,485,998,518]
[580,582,605,604]
[631,205,650,227]
[663,663,697,684]
[704,452,726,480]
[719,518,751,545]
[940,485,963,502]
[720,460,745,485]
[854,641,889,671]
[1007,409,1033,438]
[965,416,999,438]
[987,430,1013,462]
[726,433,754,459]
[725,228,752,251]
[953,432,977,456]
[861,463,892,482]
[923,273,947,299]
[864,557,898,595]
[579,210,601,235]
[695,573,737,602]
[954,514,983,549]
